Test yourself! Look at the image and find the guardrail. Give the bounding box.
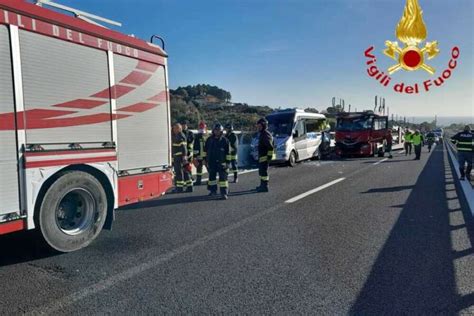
[445,139,474,214]
[446,138,473,185]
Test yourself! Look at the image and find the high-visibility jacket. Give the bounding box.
[226,132,239,160]
[451,131,473,152]
[172,132,187,162]
[412,134,424,146]
[193,133,208,159]
[258,129,274,163]
[183,128,194,159]
[404,133,412,143]
[204,135,230,167]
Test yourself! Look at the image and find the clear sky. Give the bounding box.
[57,0,472,118]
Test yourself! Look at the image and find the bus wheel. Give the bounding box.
[38,171,107,252]
[288,151,297,167]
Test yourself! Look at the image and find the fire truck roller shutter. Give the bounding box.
[0,25,21,216]
[114,54,169,171]
[19,30,112,144]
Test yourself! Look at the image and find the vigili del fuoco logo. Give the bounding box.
[364,0,460,94]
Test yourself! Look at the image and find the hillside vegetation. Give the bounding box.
[170,84,273,131]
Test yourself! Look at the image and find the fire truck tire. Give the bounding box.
[38,171,107,252]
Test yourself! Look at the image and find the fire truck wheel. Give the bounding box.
[38,171,107,252]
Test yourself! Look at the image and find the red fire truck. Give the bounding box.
[0,0,173,252]
[335,111,389,157]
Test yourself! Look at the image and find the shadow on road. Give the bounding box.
[0,231,59,267]
[120,194,220,210]
[362,185,414,194]
[350,145,474,313]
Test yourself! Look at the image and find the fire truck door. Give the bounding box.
[0,26,21,216]
[371,118,388,142]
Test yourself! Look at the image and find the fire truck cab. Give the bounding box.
[0,0,173,252]
[335,111,388,157]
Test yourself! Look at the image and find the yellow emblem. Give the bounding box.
[384,0,439,75]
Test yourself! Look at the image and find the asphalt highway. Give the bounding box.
[1,144,473,314]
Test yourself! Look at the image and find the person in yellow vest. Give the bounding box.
[404,129,413,156]
[412,129,424,160]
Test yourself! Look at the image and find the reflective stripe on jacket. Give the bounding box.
[227,132,238,159]
[258,129,274,162]
[193,133,208,159]
[451,132,473,152]
[172,132,187,159]
[204,135,230,166]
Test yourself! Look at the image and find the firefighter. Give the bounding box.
[180,120,194,192]
[385,129,393,159]
[204,123,230,200]
[193,121,208,185]
[426,131,436,152]
[171,123,188,193]
[256,118,274,192]
[412,129,424,160]
[404,129,413,156]
[451,125,473,181]
[225,123,239,183]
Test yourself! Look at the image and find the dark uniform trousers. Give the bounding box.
[258,161,269,187]
[230,151,238,176]
[183,129,194,189]
[173,158,185,191]
[208,163,228,195]
[193,134,207,184]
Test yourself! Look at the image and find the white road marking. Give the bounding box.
[285,177,346,204]
[30,198,291,315]
[373,158,388,165]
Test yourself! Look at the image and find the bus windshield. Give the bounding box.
[336,117,372,131]
[267,113,295,137]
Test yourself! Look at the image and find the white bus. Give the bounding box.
[252,109,329,166]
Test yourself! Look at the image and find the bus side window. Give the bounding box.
[294,120,305,138]
[305,119,319,133]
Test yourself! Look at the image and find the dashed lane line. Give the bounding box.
[284,177,346,204]
[373,158,389,165]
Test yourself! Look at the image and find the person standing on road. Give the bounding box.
[193,121,208,185]
[256,118,274,192]
[225,123,239,183]
[171,123,188,193]
[180,120,195,192]
[404,129,413,156]
[451,125,473,181]
[426,131,436,153]
[204,123,230,200]
[412,129,424,160]
[385,129,393,159]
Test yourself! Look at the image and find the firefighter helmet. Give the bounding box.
[198,121,207,130]
[257,118,268,127]
[225,123,233,131]
[213,123,224,131]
